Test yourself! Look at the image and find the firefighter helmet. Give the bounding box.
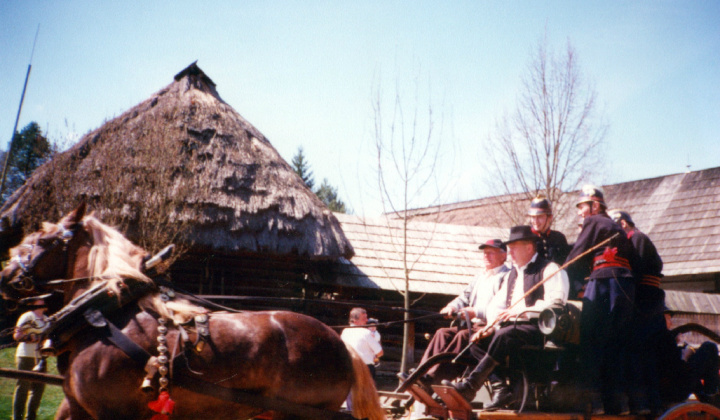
[576,185,606,208]
[528,196,552,216]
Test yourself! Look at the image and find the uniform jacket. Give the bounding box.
[534,229,570,266]
[565,213,639,297]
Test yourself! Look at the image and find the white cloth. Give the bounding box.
[446,264,509,322]
[15,310,48,358]
[341,326,383,365]
[486,253,568,324]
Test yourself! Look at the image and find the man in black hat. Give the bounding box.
[399,239,509,387]
[565,186,639,415]
[442,226,569,407]
[527,196,569,266]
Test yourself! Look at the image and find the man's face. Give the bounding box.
[355,312,368,326]
[577,203,593,220]
[483,248,506,270]
[507,240,535,267]
[529,214,551,233]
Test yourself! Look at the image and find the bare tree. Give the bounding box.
[371,75,450,374]
[484,36,608,226]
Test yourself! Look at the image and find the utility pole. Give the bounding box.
[0,25,40,200]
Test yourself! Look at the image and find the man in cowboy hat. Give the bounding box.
[398,239,509,388]
[565,186,639,415]
[527,195,569,266]
[442,226,569,408]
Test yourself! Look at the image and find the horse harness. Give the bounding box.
[37,278,360,420]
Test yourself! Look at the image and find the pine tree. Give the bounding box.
[1,122,52,203]
[291,146,314,190]
[316,178,347,213]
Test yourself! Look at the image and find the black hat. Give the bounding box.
[528,196,552,216]
[504,225,537,245]
[608,209,635,227]
[479,239,506,252]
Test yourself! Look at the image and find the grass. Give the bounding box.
[0,347,64,420]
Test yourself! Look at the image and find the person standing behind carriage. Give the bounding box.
[398,239,509,388]
[565,186,640,415]
[12,299,48,420]
[341,307,384,381]
[341,308,383,413]
[609,209,665,415]
[527,196,570,266]
[442,226,569,407]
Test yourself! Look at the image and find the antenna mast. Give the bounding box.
[0,24,40,200]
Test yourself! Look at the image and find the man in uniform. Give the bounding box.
[565,186,639,415]
[609,209,664,414]
[527,196,569,266]
[399,239,509,387]
[442,226,569,407]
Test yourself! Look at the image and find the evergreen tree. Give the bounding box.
[291,146,314,190]
[316,178,347,213]
[1,122,51,203]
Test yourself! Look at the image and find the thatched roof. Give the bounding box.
[0,62,353,260]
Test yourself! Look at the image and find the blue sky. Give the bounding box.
[1,1,718,216]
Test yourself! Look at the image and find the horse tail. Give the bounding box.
[345,343,386,420]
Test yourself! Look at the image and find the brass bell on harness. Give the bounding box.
[39,338,57,357]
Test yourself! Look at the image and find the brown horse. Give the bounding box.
[0,204,385,420]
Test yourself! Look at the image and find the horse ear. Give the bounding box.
[62,202,87,227]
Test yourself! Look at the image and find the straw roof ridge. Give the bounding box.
[0,62,353,260]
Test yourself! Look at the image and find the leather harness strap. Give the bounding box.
[86,310,362,420]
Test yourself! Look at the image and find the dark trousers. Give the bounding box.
[468,322,543,363]
[580,277,635,405]
[628,285,666,411]
[13,356,45,420]
[421,326,477,382]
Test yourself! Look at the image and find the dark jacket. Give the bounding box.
[534,229,570,266]
[565,213,639,298]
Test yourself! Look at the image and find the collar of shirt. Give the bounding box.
[513,252,539,272]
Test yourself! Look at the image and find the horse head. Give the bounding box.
[1,203,91,308]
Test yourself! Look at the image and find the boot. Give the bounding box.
[484,380,514,411]
[441,355,499,403]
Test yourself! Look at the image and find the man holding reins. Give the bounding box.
[399,239,509,389]
[442,225,569,407]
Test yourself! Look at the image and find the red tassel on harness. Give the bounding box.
[148,391,175,420]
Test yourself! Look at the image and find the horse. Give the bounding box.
[0,203,385,420]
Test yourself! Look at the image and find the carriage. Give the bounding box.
[2,204,720,420]
[387,302,720,420]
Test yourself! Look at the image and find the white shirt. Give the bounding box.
[486,253,568,324]
[15,310,48,358]
[446,264,510,322]
[341,326,383,365]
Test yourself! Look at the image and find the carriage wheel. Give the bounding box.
[659,402,720,420]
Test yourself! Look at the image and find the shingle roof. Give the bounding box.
[602,168,720,277]
[402,166,720,279]
[330,213,506,295]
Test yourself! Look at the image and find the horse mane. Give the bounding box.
[78,215,206,323]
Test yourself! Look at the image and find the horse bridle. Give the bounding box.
[6,223,79,294]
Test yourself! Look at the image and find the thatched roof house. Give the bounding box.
[0,62,352,263]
